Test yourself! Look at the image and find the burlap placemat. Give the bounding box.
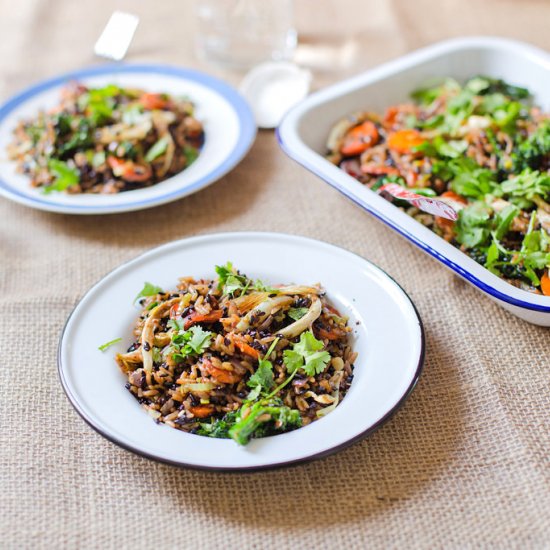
[0,1,548,548]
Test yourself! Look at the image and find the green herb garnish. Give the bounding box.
[98,337,122,351]
[43,159,80,194]
[169,325,212,362]
[134,282,163,304]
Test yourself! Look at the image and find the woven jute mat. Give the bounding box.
[0,0,548,548]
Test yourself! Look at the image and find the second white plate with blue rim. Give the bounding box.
[58,232,425,471]
[0,64,256,214]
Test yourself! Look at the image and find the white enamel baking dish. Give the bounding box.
[278,37,550,325]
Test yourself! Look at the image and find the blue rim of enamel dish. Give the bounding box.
[276,128,550,313]
[0,63,256,213]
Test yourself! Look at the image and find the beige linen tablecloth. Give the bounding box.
[0,1,548,548]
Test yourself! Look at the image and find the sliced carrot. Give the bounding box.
[201,357,244,384]
[316,326,347,341]
[340,121,379,156]
[183,310,223,330]
[139,92,170,110]
[383,106,399,127]
[440,190,467,204]
[189,405,215,418]
[434,216,454,230]
[387,129,425,154]
[231,335,260,359]
[405,170,418,186]
[360,163,399,176]
[541,271,550,296]
[107,156,152,182]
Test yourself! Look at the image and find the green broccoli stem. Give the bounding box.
[228,402,299,445]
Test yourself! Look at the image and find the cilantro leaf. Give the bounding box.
[167,318,184,331]
[215,262,253,296]
[171,326,212,361]
[282,331,331,378]
[246,338,280,399]
[247,359,274,393]
[494,204,520,240]
[448,158,500,199]
[253,279,278,293]
[282,349,303,374]
[294,330,324,355]
[455,202,492,248]
[501,170,550,204]
[485,238,500,271]
[288,307,308,321]
[302,350,332,377]
[98,337,122,351]
[186,326,212,354]
[224,274,248,296]
[43,159,80,194]
[134,282,163,304]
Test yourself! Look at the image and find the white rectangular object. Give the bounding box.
[94,11,139,61]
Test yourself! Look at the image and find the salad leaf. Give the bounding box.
[145,136,170,162]
[411,78,460,105]
[183,146,199,165]
[134,282,163,303]
[43,159,80,194]
[448,158,500,200]
[57,118,93,156]
[283,331,331,377]
[78,84,120,125]
[215,262,250,295]
[494,204,520,240]
[288,307,308,321]
[246,338,279,399]
[500,170,550,203]
[170,326,212,361]
[514,121,550,171]
[455,202,492,248]
[98,337,122,351]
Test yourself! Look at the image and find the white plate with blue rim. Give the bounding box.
[58,232,424,471]
[0,64,256,214]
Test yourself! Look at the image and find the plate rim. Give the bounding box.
[0,63,257,214]
[57,231,425,472]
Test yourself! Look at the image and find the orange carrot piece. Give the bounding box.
[183,310,223,330]
[232,335,260,359]
[387,129,425,154]
[189,405,215,418]
[361,163,399,176]
[139,92,170,110]
[541,271,550,296]
[316,326,346,341]
[202,357,244,384]
[440,190,467,204]
[340,121,379,156]
[383,106,399,127]
[107,157,152,182]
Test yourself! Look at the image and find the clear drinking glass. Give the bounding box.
[194,0,297,69]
